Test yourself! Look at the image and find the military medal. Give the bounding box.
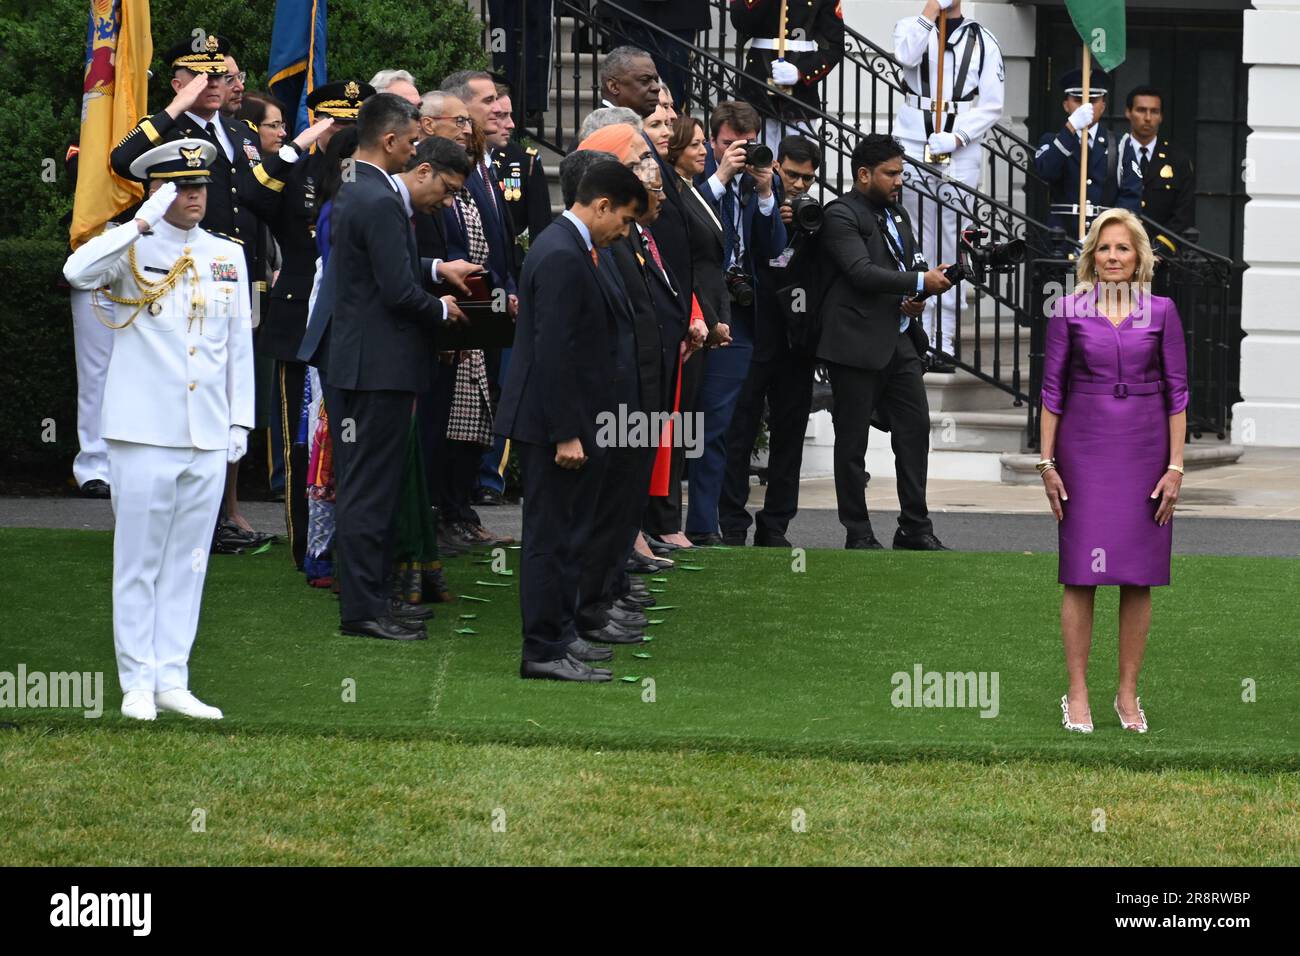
[148,301,163,316]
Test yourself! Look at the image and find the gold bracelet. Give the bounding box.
[1167,463,1185,475]
[1035,458,1056,475]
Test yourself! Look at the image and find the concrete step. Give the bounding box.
[929,408,1029,455]
[924,369,1024,413]
[1000,442,1246,485]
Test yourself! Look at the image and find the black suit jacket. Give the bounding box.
[495,215,633,453]
[675,173,728,331]
[815,190,930,372]
[318,162,445,392]
[258,150,324,361]
[609,230,675,417]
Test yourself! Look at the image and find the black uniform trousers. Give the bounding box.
[643,348,705,535]
[275,359,309,570]
[325,385,412,622]
[719,347,816,540]
[825,331,934,541]
[518,440,608,662]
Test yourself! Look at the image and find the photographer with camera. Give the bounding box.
[686,102,788,546]
[718,135,821,547]
[817,134,952,551]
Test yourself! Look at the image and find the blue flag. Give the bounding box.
[268,0,327,135]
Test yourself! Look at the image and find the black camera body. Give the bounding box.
[960,227,1026,284]
[741,141,773,168]
[786,194,824,234]
[725,267,755,307]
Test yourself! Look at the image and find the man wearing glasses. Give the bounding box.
[718,134,820,548]
[219,55,246,120]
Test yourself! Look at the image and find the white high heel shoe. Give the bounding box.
[1060,694,1093,734]
[1114,695,1148,733]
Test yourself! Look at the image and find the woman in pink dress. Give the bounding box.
[1038,209,1189,735]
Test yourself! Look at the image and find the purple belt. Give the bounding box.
[1072,381,1165,399]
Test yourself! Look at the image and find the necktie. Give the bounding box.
[480,162,501,220]
[642,229,664,270]
[590,247,599,269]
[721,183,743,269]
[1139,146,1149,177]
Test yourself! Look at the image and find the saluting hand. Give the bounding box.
[292,117,335,152]
[167,73,212,119]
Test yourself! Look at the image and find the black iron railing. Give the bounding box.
[477,0,1240,443]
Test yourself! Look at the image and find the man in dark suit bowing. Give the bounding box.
[816,134,953,552]
[496,160,648,682]
[301,94,467,641]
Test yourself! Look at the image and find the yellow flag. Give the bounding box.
[70,0,152,250]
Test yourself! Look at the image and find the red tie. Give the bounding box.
[643,229,665,270]
[590,247,599,269]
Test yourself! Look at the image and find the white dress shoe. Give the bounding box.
[1060,693,1093,734]
[1114,695,1148,733]
[121,689,157,721]
[155,689,223,720]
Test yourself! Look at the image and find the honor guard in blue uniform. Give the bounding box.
[1033,68,1142,248]
[249,80,374,569]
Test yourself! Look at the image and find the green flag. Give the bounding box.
[1065,0,1127,72]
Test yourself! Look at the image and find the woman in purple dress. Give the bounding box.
[1038,209,1189,735]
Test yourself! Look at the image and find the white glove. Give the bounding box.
[936,0,954,10]
[927,132,959,156]
[770,59,800,86]
[227,426,248,464]
[1068,103,1095,132]
[135,182,178,229]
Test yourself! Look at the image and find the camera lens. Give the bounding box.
[743,142,773,168]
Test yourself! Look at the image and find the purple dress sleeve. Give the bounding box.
[1161,298,1190,415]
[1040,298,1070,415]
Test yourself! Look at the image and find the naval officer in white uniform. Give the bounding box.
[63,138,253,721]
[893,0,1004,370]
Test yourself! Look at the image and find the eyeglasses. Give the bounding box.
[259,120,286,130]
[221,71,247,86]
[781,170,816,184]
[428,115,473,128]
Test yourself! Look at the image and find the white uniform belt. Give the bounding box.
[904,94,973,115]
[749,38,819,53]
[1050,202,1110,216]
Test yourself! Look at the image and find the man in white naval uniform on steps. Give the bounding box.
[63,138,253,721]
[893,0,1004,371]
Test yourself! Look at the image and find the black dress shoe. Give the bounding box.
[436,524,469,556]
[686,531,723,547]
[472,486,504,506]
[520,657,613,682]
[846,535,885,550]
[581,622,646,645]
[212,524,249,555]
[892,529,951,551]
[389,598,434,621]
[567,637,614,663]
[605,605,648,629]
[753,532,793,548]
[721,531,747,546]
[616,594,654,611]
[80,479,111,499]
[625,554,660,574]
[645,534,679,554]
[928,360,957,374]
[341,617,428,641]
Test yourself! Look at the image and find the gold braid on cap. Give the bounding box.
[94,245,204,332]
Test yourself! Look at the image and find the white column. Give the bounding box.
[1234,1,1300,447]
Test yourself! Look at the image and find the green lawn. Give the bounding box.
[1,528,1296,865]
